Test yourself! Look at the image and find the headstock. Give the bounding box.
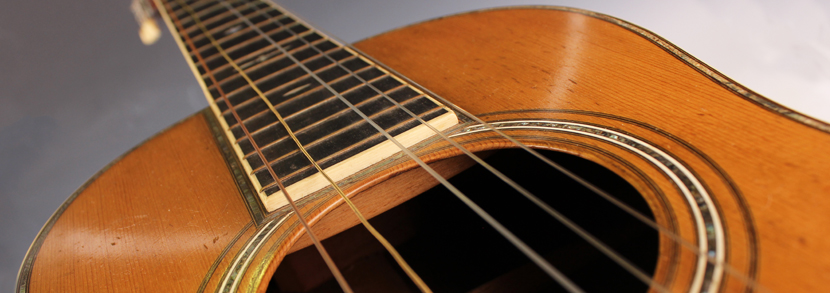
[131,0,161,45]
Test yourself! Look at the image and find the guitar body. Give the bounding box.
[18,7,830,293]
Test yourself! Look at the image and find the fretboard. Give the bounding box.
[155,0,458,212]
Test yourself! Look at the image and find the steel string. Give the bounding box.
[163,0,354,292]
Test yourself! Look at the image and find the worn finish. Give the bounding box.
[19,6,830,293]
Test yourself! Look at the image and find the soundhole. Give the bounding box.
[268,149,658,292]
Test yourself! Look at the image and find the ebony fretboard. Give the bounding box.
[156,0,458,211]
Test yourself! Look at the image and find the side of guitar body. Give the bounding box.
[19,7,830,293]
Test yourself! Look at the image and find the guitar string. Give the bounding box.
[219,0,583,291]
[232,1,697,292]
[230,1,674,292]
[238,1,768,292]
[170,0,761,292]
[163,1,355,292]
[343,16,778,293]
[173,0,434,292]
[189,0,582,291]
[217,0,687,291]
[347,47,777,293]
[182,0,723,292]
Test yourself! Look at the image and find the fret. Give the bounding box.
[194,22,303,74]
[202,28,300,80]
[248,87,388,158]
[195,19,281,63]
[176,1,223,25]
[228,58,368,131]
[177,0,255,30]
[233,85,335,138]
[218,48,348,113]
[227,66,308,108]
[302,54,336,72]
[170,0,210,18]
[204,44,280,85]
[187,3,267,41]
[180,1,254,35]
[198,19,297,67]
[192,14,268,57]
[213,53,294,96]
[236,83,385,159]
[355,67,386,81]
[253,98,449,189]
[243,82,420,165]
[213,43,350,113]
[179,3,229,29]
[260,106,450,197]
[340,57,371,72]
[158,0,458,211]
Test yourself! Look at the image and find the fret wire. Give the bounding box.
[180,0,248,30]
[190,8,263,41]
[161,1,355,292]
[218,36,324,91]
[226,78,315,124]
[180,1,225,22]
[231,1,592,291]
[197,22,301,71]
[195,22,303,73]
[238,78,400,159]
[191,8,278,54]
[222,54,344,117]
[189,6,278,49]
[255,103,451,194]
[241,92,388,164]
[215,48,338,115]
[204,26,309,79]
[211,57,297,99]
[218,63,303,103]
[197,23,283,62]
[245,90,421,173]
[171,0,215,19]
[211,1,434,291]
[194,14,288,55]
[180,3,229,30]
[230,68,380,142]
[235,85,352,145]
[252,96,437,182]
[202,38,283,80]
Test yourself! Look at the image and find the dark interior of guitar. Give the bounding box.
[268,149,658,292]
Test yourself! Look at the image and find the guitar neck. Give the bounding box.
[154,0,458,212]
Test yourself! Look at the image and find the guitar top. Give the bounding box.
[12,0,830,292]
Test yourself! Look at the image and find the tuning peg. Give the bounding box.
[131,0,161,45]
[138,19,161,45]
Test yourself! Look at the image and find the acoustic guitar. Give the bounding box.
[17,0,830,292]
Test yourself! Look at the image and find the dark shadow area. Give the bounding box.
[269,148,658,292]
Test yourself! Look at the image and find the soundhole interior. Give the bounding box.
[268,149,658,292]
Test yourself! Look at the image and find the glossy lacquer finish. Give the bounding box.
[20,7,830,293]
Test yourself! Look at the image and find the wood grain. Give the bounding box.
[352,7,830,292]
[26,113,254,292]
[21,7,830,293]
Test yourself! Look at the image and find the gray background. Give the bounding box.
[1,0,828,290]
